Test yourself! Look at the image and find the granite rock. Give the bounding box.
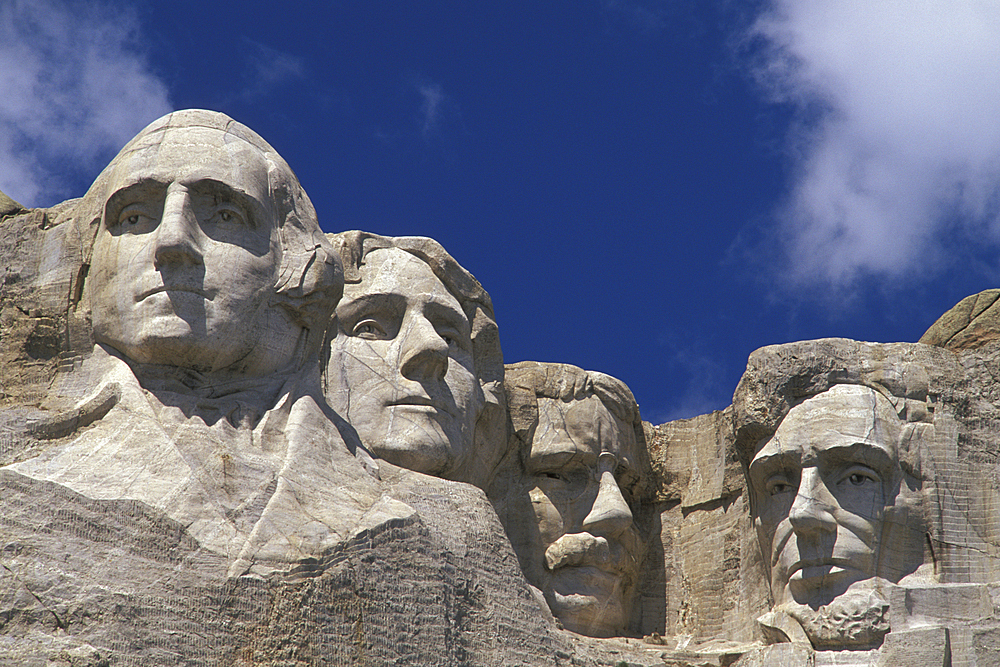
[920,288,1000,351]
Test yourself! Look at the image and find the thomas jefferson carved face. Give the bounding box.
[749,385,902,609]
[521,394,642,637]
[326,247,485,477]
[89,127,298,375]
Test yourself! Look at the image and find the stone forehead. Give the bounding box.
[105,127,270,188]
[788,384,893,417]
[536,395,636,452]
[119,109,278,156]
[123,125,263,158]
[777,385,901,444]
[352,247,459,304]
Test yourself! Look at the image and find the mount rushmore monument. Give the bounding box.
[2,110,1000,665]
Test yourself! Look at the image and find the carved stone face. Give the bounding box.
[521,395,641,637]
[89,127,294,375]
[749,385,902,609]
[327,247,485,477]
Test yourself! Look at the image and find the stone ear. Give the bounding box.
[269,162,344,329]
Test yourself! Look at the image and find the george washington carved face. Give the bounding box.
[89,124,298,376]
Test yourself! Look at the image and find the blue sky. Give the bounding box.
[3,0,1000,423]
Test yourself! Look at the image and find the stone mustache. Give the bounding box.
[2,109,1000,665]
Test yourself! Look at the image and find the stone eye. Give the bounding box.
[353,320,385,339]
[839,466,880,488]
[765,474,795,496]
[217,209,241,224]
[213,205,244,225]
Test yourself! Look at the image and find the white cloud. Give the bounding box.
[240,38,306,102]
[0,0,171,207]
[417,82,445,138]
[748,0,1000,287]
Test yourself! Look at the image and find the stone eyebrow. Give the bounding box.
[748,447,799,486]
[103,178,167,226]
[815,440,894,474]
[336,292,406,324]
[423,298,471,335]
[528,448,595,472]
[186,178,267,228]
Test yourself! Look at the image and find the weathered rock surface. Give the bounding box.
[920,288,1000,351]
[0,112,675,666]
[0,462,593,666]
[727,336,1000,664]
[0,188,24,218]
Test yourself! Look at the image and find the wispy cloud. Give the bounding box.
[648,340,732,424]
[416,80,446,138]
[0,0,172,208]
[240,38,306,102]
[745,1,1000,289]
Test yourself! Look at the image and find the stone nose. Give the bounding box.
[787,467,838,538]
[581,463,633,539]
[153,186,204,269]
[398,313,449,381]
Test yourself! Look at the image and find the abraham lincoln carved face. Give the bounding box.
[749,385,903,609]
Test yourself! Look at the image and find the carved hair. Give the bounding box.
[504,361,640,441]
[75,110,343,333]
[329,230,503,392]
[503,361,650,496]
[732,339,936,481]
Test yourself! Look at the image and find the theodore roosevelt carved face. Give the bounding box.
[525,394,642,637]
[502,362,645,638]
[748,385,903,609]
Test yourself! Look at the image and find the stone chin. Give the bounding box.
[544,567,630,637]
[355,393,479,478]
[765,579,891,650]
[371,430,456,477]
